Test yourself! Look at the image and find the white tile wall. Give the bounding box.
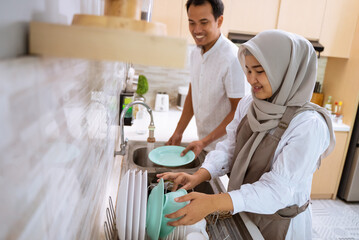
[0,57,125,240]
[133,45,195,108]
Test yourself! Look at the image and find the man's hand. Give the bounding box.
[165,132,183,146]
[180,140,205,158]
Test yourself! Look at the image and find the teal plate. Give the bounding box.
[146,178,164,240]
[148,146,195,167]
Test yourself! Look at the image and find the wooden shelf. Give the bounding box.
[29,20,187,68]
[72,14,167,35]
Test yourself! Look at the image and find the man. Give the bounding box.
[166,0,248,157]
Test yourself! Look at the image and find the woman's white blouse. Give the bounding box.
[201,95,331,239]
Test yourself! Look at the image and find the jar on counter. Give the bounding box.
[177,86,189,110]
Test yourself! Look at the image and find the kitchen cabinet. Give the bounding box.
[320,0,359,58]
[312,16,359,199]
[226,0,279,36]
[151,0,359,58]
[179,0,193,44]
[311,131,349,199]
[179,0,277,44]
[151,0,184,38]
[277,0,326,40]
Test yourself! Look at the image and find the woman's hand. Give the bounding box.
[165,192,233,226]
[157,168,212,191]
[156,172,200,191]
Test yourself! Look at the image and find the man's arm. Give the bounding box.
[166,84,194,145]
[181,97,241,157]
[201,97,240,147]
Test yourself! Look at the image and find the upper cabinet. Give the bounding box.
[151,0,184,37]
[151,0,359,58]
[320,0,359,58]
[180,0,195,45]
[277,0,326,40]
[225,0,280,36]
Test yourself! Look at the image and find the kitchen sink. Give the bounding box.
[125,140,203,173]
[121,140,255,240]
[132,147,201,168]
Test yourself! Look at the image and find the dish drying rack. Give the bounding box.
[104,196,118,240]
[103,169,246,240]
[103,171,205,240]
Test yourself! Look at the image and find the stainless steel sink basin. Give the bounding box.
[133,147,201,168]
[125,140,203,173]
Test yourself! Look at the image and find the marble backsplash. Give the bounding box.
[133,45,194,108]
[0,57,125,239]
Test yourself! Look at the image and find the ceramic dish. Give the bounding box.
[132,170,142,240]
[146,178,164,240]
[139,170,147,240]
[160,189,189,238]
[116,170,130,240]
[148,146,195,167]
[126,170,135,239]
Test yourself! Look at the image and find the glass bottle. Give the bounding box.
[324,96,332,113]
[135,105,149,134]
[133,94,145,119]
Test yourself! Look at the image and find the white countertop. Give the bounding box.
[125,108,350,143]
[332,121,351,132]
[124,108,198,143]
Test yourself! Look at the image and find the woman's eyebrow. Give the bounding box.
[245,65,262,69]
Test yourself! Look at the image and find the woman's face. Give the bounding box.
[245,55,273,100]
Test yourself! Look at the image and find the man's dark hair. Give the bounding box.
[186,0,224,20]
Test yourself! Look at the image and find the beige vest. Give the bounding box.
[228,107,309,240]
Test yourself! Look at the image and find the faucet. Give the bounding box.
[115,100,155,156]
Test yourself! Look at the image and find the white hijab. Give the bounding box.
[238,29,335,160]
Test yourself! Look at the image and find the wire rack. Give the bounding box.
[104,196,119,240]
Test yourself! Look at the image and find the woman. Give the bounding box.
[158,29,335,239]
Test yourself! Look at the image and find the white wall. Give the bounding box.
[0,1,125,239]
[0,0,103,59]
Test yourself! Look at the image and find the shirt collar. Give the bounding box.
[201,33,224,59]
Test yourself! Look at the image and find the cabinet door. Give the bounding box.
[320,0,359,58]
[311,132,348,199]
[180,0,194,44]
[226,0,279,35]
[151,0,183,37]
[277,0,326,40]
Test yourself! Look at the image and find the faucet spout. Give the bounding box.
[115,100,155,156]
